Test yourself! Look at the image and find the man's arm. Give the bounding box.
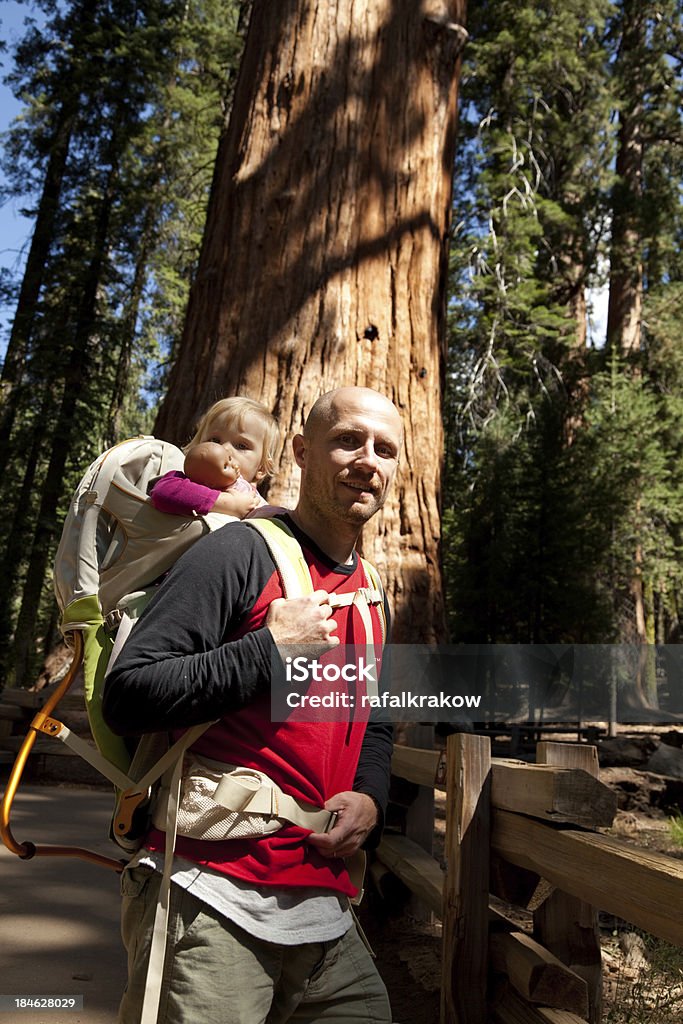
[102,524,338,736]
[102,526,274,735]
[352,718,394,848]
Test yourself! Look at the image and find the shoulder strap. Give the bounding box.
[245,517,314,598]
[359,557,386,644]
[246,516,386,649]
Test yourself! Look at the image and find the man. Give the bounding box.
[103,386,402,1024]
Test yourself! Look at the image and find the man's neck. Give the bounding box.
[288,509,358,565]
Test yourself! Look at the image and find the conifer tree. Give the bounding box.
[444,0,614,642]
[0,0,245,683]
[445,0,683,659]
[602,0,683,653]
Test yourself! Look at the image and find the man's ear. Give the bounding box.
[292,433,306,470]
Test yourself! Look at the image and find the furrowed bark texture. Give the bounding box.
[155,0,467,642]
[606,0,644,358]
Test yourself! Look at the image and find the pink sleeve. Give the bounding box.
[149,470,221,517]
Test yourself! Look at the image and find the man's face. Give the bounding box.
[294,390,402,528]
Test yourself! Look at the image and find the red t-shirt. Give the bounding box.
[143,528,384,897]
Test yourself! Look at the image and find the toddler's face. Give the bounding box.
[203,412,266,483]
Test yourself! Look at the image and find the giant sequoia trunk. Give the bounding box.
[155,0,467,642]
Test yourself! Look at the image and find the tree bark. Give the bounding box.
[155,0,467,642]
[606,2,644,357]
[0,105,75,480]
[0,388,51,678]
[12,140,121,686]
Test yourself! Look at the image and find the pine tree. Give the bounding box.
[444,0,615,642]
[0,0,245,684]
[444,0,683,660]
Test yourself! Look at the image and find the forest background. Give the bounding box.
[0,0,682,695]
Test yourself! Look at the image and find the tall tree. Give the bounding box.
[155,0,469,643]
[604,0,683,659]
[0,0,245,683]
[443,0,614,643]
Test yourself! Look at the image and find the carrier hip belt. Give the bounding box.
[151,755,338,840]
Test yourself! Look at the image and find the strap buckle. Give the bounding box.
[104,608,124,633]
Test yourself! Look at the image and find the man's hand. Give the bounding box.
[266,590,340,649]
[307,791,378,858]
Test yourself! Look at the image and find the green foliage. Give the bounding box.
[0,0,246,683]
[445,0,683,646]
[669,811,683,848]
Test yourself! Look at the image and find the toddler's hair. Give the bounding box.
[185,397,279,479]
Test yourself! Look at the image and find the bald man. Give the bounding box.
[104,387,401,1024]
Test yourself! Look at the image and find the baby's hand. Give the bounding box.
[210,484,260,518]
[231,488,260,519]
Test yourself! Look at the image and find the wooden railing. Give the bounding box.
[377,734,683,1024]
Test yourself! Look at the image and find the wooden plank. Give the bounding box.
[391,745,616,828]
[533,742,602,1024]
[490,984,590,1024]
[375,833,443,917]
[441,733,491,1024]
[536,741,599,774]
[0,688,45,709]
[490,850,544,908]
[492,809,683,947]
[0,703,27,722]
[489,931,588,1017]
[391,744,444,789]
[491,761,616,828]
[489,905,517,931]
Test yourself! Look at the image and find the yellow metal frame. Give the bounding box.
[0,631,124,872]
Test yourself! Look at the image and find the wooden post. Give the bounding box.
[441,733,491,1024]
[533,742,602,1024]
[403,723,435,921]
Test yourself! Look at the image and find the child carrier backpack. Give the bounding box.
[1,434,386,872]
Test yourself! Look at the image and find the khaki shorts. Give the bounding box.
[118,865,392,1024]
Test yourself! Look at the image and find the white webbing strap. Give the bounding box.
[140,754,184,1024]
[138,721,212,1024]
[328,589,380,703]
[38,721,135,791]
[327,587,383,609]
[107,609,135,671]
[211,768,337,833]
[111,721,214,842]
[133,722,214,794]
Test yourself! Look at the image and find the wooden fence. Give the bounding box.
[377,734,683,1024]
